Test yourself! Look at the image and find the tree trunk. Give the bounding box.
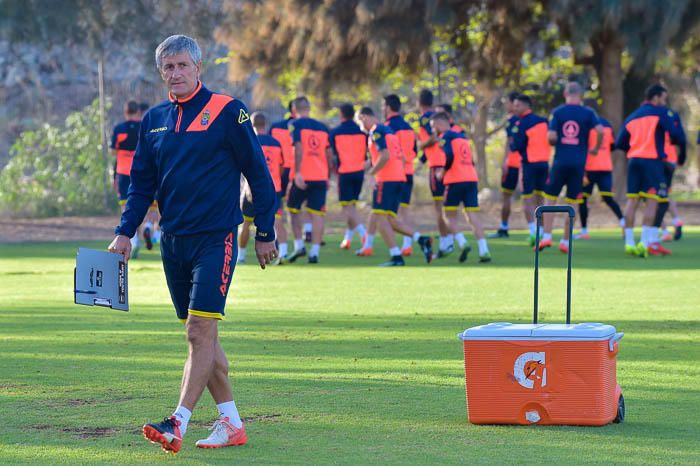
[597,38,626,204]
[472,86,494,187]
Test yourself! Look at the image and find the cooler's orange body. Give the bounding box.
[459,323,624,426]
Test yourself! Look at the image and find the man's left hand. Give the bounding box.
[255,240,278,269]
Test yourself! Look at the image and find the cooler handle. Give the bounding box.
[609,332,624,352]
[533,205,575,325]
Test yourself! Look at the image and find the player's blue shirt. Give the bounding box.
[115,83,276,241]
[548,104,599,167]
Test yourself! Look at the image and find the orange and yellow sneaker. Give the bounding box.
[196,417,248,449]
[355,247,374,257]
[648,242,672,256]
[340,238,352,250]
[535,238,552,251]
[143,416,182,454]
[400,246,413,256]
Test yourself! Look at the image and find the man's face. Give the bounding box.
[657,91,669,106]
[357,114,372,132]
[159,52,200,99]
[431,118,449,134]
[513,100,528,116]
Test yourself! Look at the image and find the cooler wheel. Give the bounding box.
[613,393,625,423]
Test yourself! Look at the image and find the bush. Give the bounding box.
[0,99,118,217]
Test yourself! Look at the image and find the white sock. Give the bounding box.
[238,248,247,262]
[528,222,537,236]
[672,216,681,227]
[641,226,651,247]
[439,236,448,250]
[278,242,288,257]
[402,236,412,249]
[543,233,552,241]
[446,234,455,247]
[455,232,467,248]
[624,228,635,246]
[294,239,305,251]
[310,244,320,256]
[662,227,670,236]
[412,232,421,242]
[355,224,367,238]
[172,405,192,435]
[477,238,489,256]
[651,227,660,244]
[344,229,353,241]
[365,234,375,248]
[580,227,588,235]
[500,222,508,230]
[303,223,312,234]
[145,221,153,230]
[619,217,626,228]
[560,238,570,246]
[217,401,243,428]
[389,246,401,257]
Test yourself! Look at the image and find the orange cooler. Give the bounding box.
[459,205,625,426]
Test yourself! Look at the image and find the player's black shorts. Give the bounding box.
[287,180,328,215]
[429,167,445,200]
[583,171,614,197]
[372,181,403,217]
[521,162,549,198]
[444,182,479,211]
[544,164,585,204]
[500,167,519,193]
[627,158,667,201]
[160,229,237,323]
[400,174,414,207]
[117,174,131,203]
[338,170,364,205]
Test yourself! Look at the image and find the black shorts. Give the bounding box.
[117,174,131,203]
[583,171,614,197]
[444,182,479,211]
[372,181,403,217]
[663,162,675,193]
[400,174,413,207]
[160,229,237,323]
[626,158,667,201]
[544,164,585,204]
[522,162,549,198]
[500,167,519,193]
[338,170,364,205]
[429,167,445,200]
[287,180,328,215]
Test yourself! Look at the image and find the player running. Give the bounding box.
[330,103,368,250]
[431,112,491,262]
[110,100,144,258]
[356,107,433,266]
[384,94,418,256]
[416,89,453,254]
[577,110,625,239]
[490,91,521,238]
[537,82,603,253]
[510,94,551,246]
[287,96,332,263]
[238,112,288,264]
[615,84,683,257]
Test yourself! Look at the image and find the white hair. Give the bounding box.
[155,35,202,69]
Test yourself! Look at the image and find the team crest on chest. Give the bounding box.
[201,110,211,126]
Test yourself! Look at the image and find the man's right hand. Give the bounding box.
[108,235,132,262]
[294,173,307,190]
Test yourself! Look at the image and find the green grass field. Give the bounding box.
[1,229,699,465]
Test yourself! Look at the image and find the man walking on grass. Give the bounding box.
[108,34,277,454]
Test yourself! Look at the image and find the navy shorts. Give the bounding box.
[117,174,131,203]
[544,164,585,203]
[627,158,667,200]
[500,167,519,193]
[281,167,291,196]
[372,181,403,217]
[429,167,445,200]
[522,162,549,198]
[663,162,675,192]
[160,229,237,323]
[287,180,328,215]
[583,171,614,197]
[444,182,479,211]
[400,174,414,207]
[338,170,364,205]
[243,192,282,220]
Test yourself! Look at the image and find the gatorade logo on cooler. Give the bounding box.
[514,352,547,389]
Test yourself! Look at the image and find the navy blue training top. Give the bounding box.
[548,104,600,167]
[115,82,276,242]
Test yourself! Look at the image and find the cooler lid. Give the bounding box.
[459,322,617,340]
